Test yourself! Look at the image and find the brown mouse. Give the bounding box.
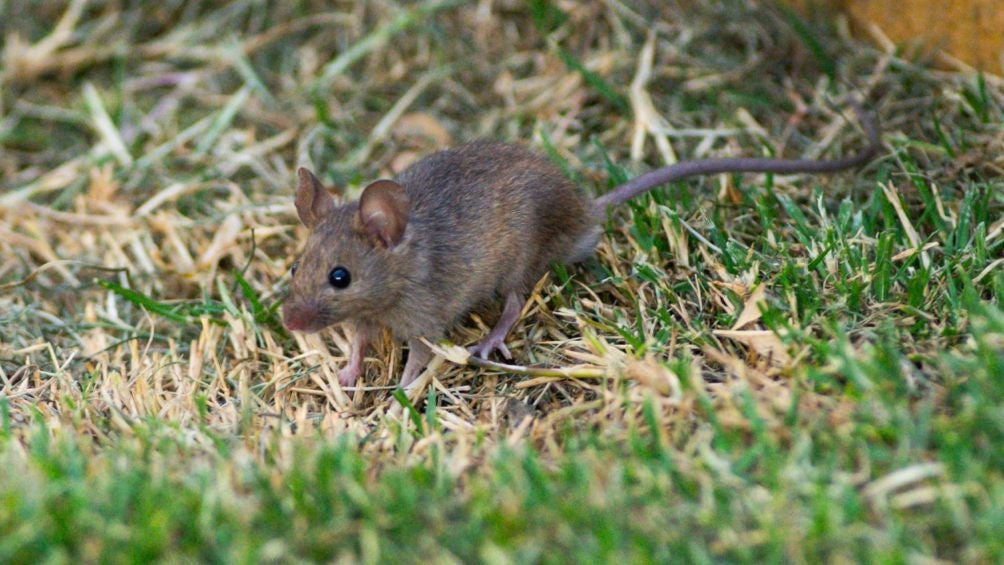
[283,103,879,387]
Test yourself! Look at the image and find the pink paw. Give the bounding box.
[337,365,361,387]
[468,336,512,360]
[400,366,421,387]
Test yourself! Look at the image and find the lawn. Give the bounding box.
[1,1,1002,562]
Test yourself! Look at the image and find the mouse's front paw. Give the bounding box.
[400,365,422,387]
[337,365,361,387]
[468,336,512,361]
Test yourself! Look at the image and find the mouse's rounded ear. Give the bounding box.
[295,168,335,229]
[357,179,409,248]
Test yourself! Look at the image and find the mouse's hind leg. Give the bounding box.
[469,291,525,360]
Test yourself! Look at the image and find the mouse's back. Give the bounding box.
[387,141,596,337]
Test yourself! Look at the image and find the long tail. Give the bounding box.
[594,99,880,211]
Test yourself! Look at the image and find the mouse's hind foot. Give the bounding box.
[468,291,524,360]
[468,335,512,360]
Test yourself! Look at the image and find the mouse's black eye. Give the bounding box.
[328,266,351,289]
[290,261,299,276]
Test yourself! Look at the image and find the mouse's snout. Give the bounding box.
[282,300,331,333]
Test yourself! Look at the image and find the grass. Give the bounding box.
[1,0,1003,562]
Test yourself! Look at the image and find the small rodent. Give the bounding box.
[283,104,879,387]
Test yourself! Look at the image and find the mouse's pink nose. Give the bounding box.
[283,301,325,332]
[283,309,306,331]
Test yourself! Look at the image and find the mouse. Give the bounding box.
[282,103,879,387]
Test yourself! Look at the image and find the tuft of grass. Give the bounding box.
[96,279,226,326]
[556,46,631,113]
[780,6,837,82]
